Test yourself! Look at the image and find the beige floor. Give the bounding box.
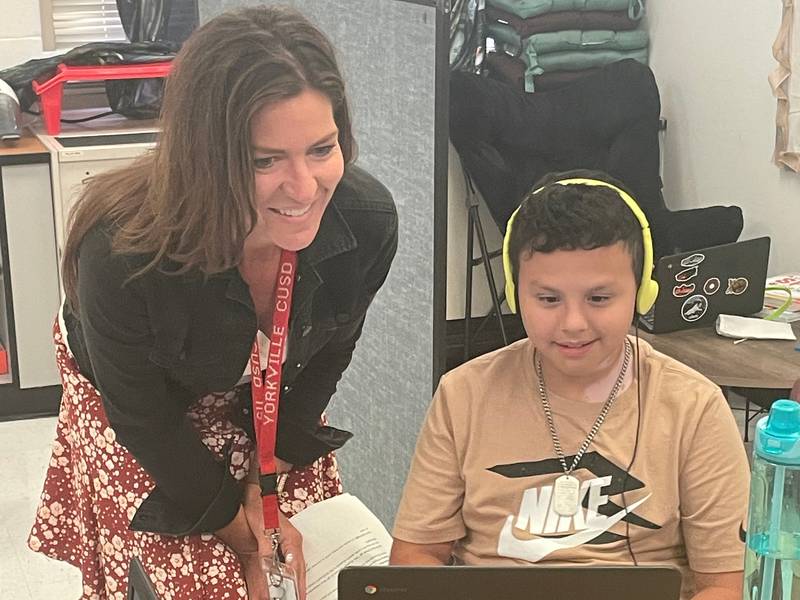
[0,398,754,600]
[0,416,82,599]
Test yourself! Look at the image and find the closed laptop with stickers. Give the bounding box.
[639,237,771,334]
[338,565,682,600]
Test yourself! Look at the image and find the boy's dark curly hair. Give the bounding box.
[507,169,645,290]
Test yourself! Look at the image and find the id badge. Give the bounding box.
[267,560,299,600]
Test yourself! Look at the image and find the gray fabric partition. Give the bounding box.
[198,0,445,527]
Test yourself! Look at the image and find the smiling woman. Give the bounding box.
[246,89,345,254]
[27,6,398,600]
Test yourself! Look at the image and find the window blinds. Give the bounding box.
[50,0,127,50]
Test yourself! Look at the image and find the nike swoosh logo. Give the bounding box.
[497,494,651,562]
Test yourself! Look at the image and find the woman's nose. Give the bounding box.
[282,160,317,203]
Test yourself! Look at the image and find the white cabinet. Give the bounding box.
[1,162,61,390]
[36,118,158,285]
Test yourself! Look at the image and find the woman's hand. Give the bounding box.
[214,504,269,599]
[276,509,306,600]
[239,548,270,600]
[242,482,307,600]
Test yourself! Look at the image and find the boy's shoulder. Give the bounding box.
[446,336,531,373]
[439,338,533,396]
[636,336,723,405]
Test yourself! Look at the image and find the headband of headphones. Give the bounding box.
[501,177,659,315]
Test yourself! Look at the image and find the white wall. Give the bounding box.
[646,1,800,276]
[0,1,44,70]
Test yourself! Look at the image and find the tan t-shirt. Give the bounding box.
[393,337,750,598]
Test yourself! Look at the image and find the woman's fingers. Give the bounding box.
[278,511,306,600]
[241,483,305,599]
[240,551,269,600]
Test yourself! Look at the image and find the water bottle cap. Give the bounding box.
[754,399,800,465]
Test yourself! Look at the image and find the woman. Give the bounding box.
[28,6,398,600]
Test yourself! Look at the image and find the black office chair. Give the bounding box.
[128,556,159,600]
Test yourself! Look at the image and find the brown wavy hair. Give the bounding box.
[507,169,644,289]
[62,5,356,308]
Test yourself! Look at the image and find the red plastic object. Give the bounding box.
[0,344,8,375]
[32,61,173,135]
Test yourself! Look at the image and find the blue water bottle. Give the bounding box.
[743,399,800,599]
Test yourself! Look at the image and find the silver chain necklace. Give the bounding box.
[534,339,632,516]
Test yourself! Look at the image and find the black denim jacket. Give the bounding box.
[64,166,397,536]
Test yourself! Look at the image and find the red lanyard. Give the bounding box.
[249,249,297,530]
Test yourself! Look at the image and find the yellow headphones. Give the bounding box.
[502,177,659,316]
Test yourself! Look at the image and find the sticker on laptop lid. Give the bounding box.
[703,277,721,295]
[673,283,695,298]
[725,277,749,295]
[681,294,708,322]
[680,253,705,268]
[675,266,699,282]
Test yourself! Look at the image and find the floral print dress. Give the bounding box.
[28,320,342,600]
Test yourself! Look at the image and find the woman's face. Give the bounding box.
[247,88,345,253]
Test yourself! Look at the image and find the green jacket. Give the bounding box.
[488,0,644,20]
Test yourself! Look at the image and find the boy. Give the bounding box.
[391,171,749,600]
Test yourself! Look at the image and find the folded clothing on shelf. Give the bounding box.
[487,6,640,37]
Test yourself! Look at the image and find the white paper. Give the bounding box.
[289,493,392,600]
[715,314,797,341]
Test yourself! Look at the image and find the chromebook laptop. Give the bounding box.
[639,236,771,334]
[338,565,682,600]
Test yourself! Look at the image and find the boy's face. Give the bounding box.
[517,241,637,394]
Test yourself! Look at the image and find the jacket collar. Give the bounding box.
[300,200,357,266]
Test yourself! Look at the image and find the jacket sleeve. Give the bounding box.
[276,206,399,466]
[75,229,242,534]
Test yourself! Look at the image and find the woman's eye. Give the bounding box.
[254,157,275,169]
[310,144,335,158]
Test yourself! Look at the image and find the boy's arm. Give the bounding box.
[679,388,750,591]
[391,373,468,558]
[690,571,742,600]
[390,539,454,565]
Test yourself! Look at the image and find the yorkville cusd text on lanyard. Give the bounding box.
[249,248,298,596]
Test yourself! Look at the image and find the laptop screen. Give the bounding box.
[339,565,682,600]
[641,236,770,334]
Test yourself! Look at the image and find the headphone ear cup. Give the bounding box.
[502,207,521,314]
[505,277,517,314]
[636,279,659,315]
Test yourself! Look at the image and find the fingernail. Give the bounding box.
[284,552,294,563]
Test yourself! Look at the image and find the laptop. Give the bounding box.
[639,236,771,334]
[338,565,682,600]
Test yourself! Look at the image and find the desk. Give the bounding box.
[637,322,800,439]
[637,322,800,390]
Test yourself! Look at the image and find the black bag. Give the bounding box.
[107,0,171,119]
[0,41,177,117]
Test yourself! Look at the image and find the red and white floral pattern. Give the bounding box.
[29,321,342,599]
